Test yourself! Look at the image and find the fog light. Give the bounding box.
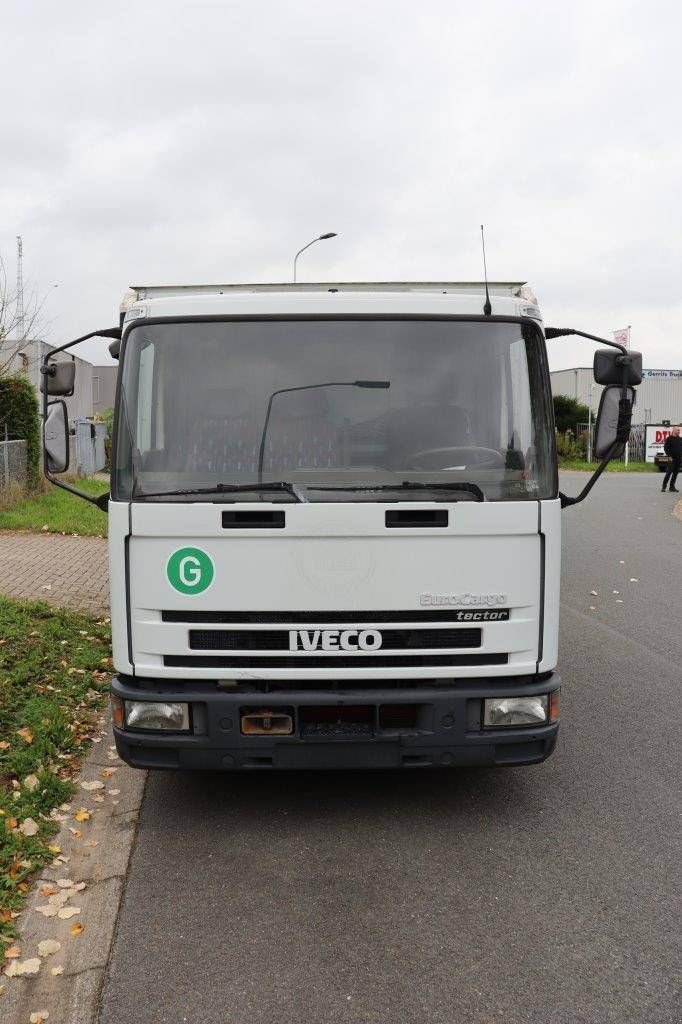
[124,701,190,732]
[484,695,548,728]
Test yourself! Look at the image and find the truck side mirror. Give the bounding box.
[593,385,635,459]
[41,360,76,397]
[593,348,642,386]
[44,400,70,474]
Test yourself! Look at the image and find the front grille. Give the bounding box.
[164,653,508,669]
[162,609,494,624]
[188,627,482,651]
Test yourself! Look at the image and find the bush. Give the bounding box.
[0,375,41,488]
[556,429,587,460]
[553,394,590,434]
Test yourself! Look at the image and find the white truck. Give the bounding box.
[41,281,642,771]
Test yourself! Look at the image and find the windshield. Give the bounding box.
[114,318,556,502]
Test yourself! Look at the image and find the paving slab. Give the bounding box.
[0,531,109,615]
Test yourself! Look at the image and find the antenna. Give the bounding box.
[480,224,492,316]
[16,236,25,342]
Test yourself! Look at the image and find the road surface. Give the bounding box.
[98,474,681,1024]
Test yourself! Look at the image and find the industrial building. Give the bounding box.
[0,336,117,421]
[550,367,682,425]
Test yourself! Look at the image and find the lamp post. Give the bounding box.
[293,232,337,283]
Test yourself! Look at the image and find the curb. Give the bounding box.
[673,498,682,523]
[2,719,145,1024]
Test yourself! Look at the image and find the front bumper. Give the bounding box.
[111,673,560,770]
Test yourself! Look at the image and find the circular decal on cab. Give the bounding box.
[166,547,215,595]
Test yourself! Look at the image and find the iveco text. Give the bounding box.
[40,281,642,771]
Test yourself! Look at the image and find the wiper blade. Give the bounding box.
[307,481,485,501]
[136,481,307,502]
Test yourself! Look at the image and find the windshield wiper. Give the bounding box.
[307,481,485,501]
[136,481,307,502]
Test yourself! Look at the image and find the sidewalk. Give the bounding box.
[0,532,109,615]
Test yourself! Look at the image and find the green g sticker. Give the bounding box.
[166,547,214,595]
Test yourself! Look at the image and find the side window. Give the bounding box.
[136,342,155,453]
[508,337,533,456]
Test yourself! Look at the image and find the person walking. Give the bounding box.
[661,426,682,492]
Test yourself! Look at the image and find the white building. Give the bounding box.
[550,367,682,425]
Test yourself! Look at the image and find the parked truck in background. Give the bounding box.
[41,281,642,771]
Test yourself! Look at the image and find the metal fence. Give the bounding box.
[0,426,28,490]
[575,422,646,462]
[72,419,106,476]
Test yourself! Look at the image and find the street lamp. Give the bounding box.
[293,232,337,283]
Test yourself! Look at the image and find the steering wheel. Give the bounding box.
[405,446,505,471]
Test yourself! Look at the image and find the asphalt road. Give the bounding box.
[98,474,681,1024]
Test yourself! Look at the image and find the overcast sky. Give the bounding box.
[2,0,680,369]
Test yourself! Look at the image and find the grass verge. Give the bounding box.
[0,478,108,537]
[0,596,111,949]
[559,459,657,472]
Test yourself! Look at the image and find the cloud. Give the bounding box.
[1,0,680,369]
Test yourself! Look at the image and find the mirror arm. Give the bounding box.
[545,327,628,357]
[559,448,615,509]
[41,328,120,514]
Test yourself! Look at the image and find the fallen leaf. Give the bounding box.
[92,794,105,803]
[17,957,41,975]
[70,922,85,936]
[39,886,57,898]
[19,817,39,837]
[5,817,18,832]
[0,740,10,750]
[30,1012,49,1023]
[590,590,598,596]
[47,891,70,907]
[36,905,59,918]
[71,882,86,892]
[50,965,64,976]
[5,945,21,959]
[589,605,596,611]
[68,828,83,838]
[3,960,19,978]
[630,577,639,582]
[56,879,74,888]
[23,774,40,791]
[99,768,117,778]
[47,844,61,855]
[37,940,61,957]
[57,907,81,919]
[73,809,90,822]
[108,789,120,796]
[16,727,34,744]
[80,780,104,791]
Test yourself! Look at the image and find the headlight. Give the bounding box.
[124,701,190,732]
[484,695,548,728]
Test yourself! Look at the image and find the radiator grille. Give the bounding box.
[188,627,482,651]
[164,653,507,669]
[162,609,508,624]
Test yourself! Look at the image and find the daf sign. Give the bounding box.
[289,629,383,652]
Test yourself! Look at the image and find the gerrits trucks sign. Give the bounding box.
[645,425,676,463]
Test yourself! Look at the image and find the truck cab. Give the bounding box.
[41,281,642,771]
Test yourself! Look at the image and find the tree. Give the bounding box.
[553,394,590,435]
[0,375,41,487]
